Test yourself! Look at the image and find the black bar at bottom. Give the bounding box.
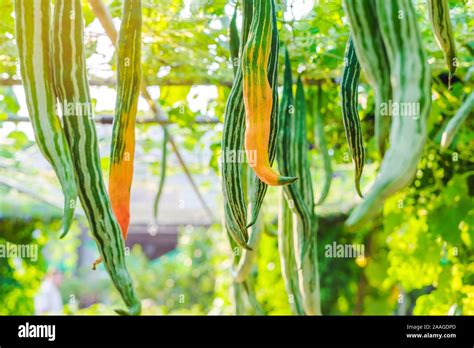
[0,315,471,346]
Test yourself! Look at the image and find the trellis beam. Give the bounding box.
[5,114,220,125]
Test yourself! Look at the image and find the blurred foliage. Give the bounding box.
[0,192,61,314]
[0,0,473,315]
[61,224,236,315]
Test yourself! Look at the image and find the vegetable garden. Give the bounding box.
[0,0,472,316]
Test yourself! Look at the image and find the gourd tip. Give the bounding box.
[355,184,364,199]
[59,229,68,240]
[278,176,298,185]
[115,302,142,316]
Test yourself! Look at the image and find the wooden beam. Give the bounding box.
[0,77,331,87]
[0,77,230,87]
[4,114,220,125]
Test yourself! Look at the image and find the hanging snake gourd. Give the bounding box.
[276,49,321,314]
[233,212,262,283]
[225,2,266,282]
[152,128,169,225]
[295,78,314,214]
[277,188,305,315]
[230,6,264,290]
[313,86,333,205]
[109,0,141,239]
[292,77,321,315]
[52,0,141,315]
[428,0,457,83]
[343,0,391,156]
[341,37,365,198]
[346,0,431,227]
[221,0,253,249]
[242,0,296,187]
[276,53,305,315]
[277,50,312,261]
[293,215,321,315]
[229,3,240,76]
[14,0,78,237]
[247,0,284,229]
[440,93,474,150]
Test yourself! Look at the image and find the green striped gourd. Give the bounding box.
[229,0,265,296]
[440,92,474,150]
[225,202,263,314]
[233,213,262,283]
[51,0,141,315]
[293,77,321,315]
[242,0,295,187]
[152,128,169,225]
[229,4,240,76]
[341,37,365,197]
[277,50,312,261]
[109,0,142,239]
[247,0,281,228]
[346,0,431,227]
[225,2,264,294]
[277,187,305,315]
[232,162,264,308]
[293,216,321,315]
[428,0,457,82]
[312,86,333,205]
[277,50,321,314]
[14,0,78,237]
[295,79,315,213]
[343,0,391,156]
[221,0,253,248]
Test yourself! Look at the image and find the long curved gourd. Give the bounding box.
[14,0,78,238]
[313,87,333,205]
[152,128,169,225]
[276,50,321,314]
[295,78,315,215]
[440,93,474,150]
[346,0,431,227]
[277,50,312,261]
[225,201,263,314]
[109,0,142,239]
[227,4,264,293]
[343,0,391,156]
[246,0,280,228]
[294,216,321,315]
[341,37,365,198]
[277,188,305,315]
[221,0,253,249]
[242,0,297,187]
[51,0,141,315]
[233,213,262,283]
[293,77,320,315]
[428,0,457,83]
[277,53,305,314]
[229,4,239,76]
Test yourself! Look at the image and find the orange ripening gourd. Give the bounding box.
[109,111,137,237]
[109,0,142,239]
[241,0,297,187]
